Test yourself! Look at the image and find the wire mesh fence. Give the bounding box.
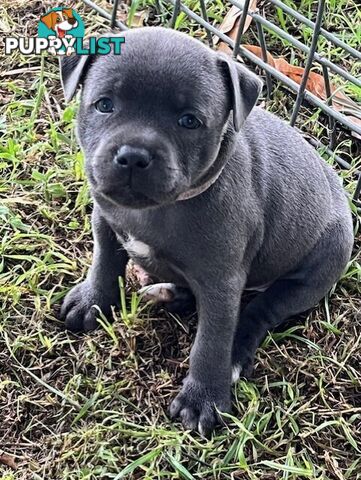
[82,0,361,200]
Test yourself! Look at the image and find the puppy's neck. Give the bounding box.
[176,168,224,201]
[177,119,237,201]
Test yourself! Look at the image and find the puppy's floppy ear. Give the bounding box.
[219,54,263,132]
[40,11,57,30]
[60,54,93,102]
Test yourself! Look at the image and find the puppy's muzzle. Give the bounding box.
[114,145,152,171]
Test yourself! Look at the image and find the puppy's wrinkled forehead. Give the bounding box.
[83,28,221,107]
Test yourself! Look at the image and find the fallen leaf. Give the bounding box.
[241,44,275,65]
[214,6,243,43]
[243,45,361,139]
[0,453,17,470]
[215,0,258,46]
[130,9,148,28]
[108,3,148,27]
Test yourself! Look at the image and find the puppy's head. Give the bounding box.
[41,8,78,35]
[60,27,262,209]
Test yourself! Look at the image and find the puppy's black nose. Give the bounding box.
[68,17,77,25]
[114,146,152,170]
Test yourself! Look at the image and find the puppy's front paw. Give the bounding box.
[169,377,231,436]
[60,281,117,332]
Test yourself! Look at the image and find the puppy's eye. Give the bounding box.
[178,114,202,129]
[95,98,114,114]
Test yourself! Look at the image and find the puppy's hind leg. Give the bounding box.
[232,220,353,381]
[138,283,195,314]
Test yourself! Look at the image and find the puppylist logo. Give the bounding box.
[4,6,124,56]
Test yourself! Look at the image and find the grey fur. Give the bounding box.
[60,27,354,436]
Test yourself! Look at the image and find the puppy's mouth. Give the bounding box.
[56,22,77,37]
[98,186,159,208]
[57,27,67,38]
[93,182,184,209]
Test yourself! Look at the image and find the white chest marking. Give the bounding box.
[122,234,151,259]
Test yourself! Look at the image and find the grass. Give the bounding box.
[0,0,360,479]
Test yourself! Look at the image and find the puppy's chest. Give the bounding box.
[116,232,183,283]
[118,233,153,260]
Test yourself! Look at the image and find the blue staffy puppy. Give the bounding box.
[60,27,353,435]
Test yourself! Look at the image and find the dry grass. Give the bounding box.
[0,1,360,479]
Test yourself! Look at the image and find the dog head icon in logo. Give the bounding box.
[38,7,84,40]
